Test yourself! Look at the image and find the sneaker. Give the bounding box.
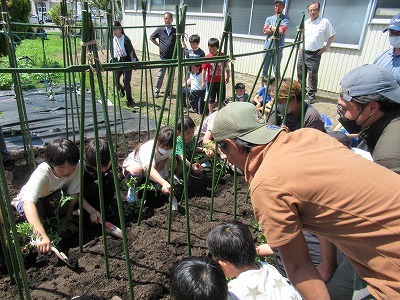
[167,92,172,99]
[154,92,160,98]
[171,196,178,211]
[126,187,137,203]
[120,88,125,98]
[308,95,315,104]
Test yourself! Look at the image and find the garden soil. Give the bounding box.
[0,131,254,300]
[0,65,339,299]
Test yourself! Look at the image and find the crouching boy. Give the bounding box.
[12,138,101,253]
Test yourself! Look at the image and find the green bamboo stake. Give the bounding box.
[107,12,128,157]
[84,11,135,300]
[178,4,192,256]
[78,2,91,254]
[60,1,72,140]
[1,3,35,169]
[209,13,231,221]
[300,13,306,128]
[88,64,111,278]
[227,15,239,220]
[0,156,31,299]
[166,5,191,253]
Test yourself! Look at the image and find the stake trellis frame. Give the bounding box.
[0,1,307,298]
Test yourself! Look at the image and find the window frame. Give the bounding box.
[124,0,138,12]
[148,0,226,16]
[370,0,400,24]
[228,0,378,50]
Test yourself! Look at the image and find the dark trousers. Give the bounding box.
[182,88,206,114]
[297,50,322,99]
[0,126,11,162]
[206,82,225,105]
[116,69,133,101]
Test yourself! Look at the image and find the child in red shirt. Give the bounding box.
[201,38,230,114]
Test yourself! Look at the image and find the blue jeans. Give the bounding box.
[262,50,282,78]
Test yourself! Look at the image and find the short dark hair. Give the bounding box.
[218,137,255,155]
[113,20,125,34]
[45,138,79,168]
[164,12,173,19]
[177,115,196,133]
[262,77,276,86]
[208,38,219,48]
[157,126,175,148]
[189,34,200,44]
[206,221,256,269]
[235,82,245,90]
[84,139,111,169]
[378,100,400,113]
[170,256,227,300]
[307,1,321,10]
[352,94,400,113]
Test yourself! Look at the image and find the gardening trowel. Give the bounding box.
[30,235,72,267]
[96,218,122,239]
[50,246,73,267]
[105,221,123,239]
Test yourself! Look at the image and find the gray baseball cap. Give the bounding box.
[383,13,400,32]
[340,64,400,103]
[213,102,283,145]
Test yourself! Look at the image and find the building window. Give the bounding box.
[233,0,372,47]
[124,0,136,11]
[228,0,274,36]
[151,0,181,12]
[374,0,400,20]
[183,0,224,14]
[286,0,371,46]
[321,0,371,46]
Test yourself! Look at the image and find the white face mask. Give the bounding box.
[389,36,400,49]
[277,103,287,115]
[158,147,172,157]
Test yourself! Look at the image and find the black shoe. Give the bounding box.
[3,159,14,170]
[120,88,125,98]
[127,99,134,108]
[167,92,172,99]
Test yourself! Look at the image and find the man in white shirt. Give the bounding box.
[297,1,335,103]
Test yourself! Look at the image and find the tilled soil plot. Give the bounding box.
[1,132,254,300]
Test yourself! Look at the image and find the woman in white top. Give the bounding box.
[112,20,139,108]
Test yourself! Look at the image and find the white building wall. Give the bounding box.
[123,12,391,94]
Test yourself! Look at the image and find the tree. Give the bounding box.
[0,0,31,56]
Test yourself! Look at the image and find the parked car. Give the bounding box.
[29,13,43,25]
[74,14,95,22]
[43,13,52,23]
